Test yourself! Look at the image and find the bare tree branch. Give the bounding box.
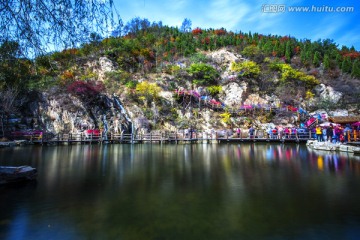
[0,0,118,56]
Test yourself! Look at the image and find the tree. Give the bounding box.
[0,87,20,136]
[90,33,103,44]
[180,18,192,33]
[0,0,117,56]
[230,61,260,78]
[111,19,124,37]
[285,41,291,63]
[323,54,330,70]
[135,81,161,105]
[351,59,360,78]
[313,51,321,67]
[188,63,219,86]
[67,80,105,105]
[341,57,352,73]
[0,41,32,90]
[123,17,150,36]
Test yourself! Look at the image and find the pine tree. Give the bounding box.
[313,51,321,67]
[351,59,360,78]
[323,54,330,70]
[335,54,343,68]
[285,41,291,63]
[262,41,273,55]
[300,46,307,63]
[341,57,352,73]
[305,49,313,63]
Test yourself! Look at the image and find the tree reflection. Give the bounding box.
[1,144,360,239]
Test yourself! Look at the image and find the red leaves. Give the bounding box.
[67,80,104,98]
[280,36,290,42]
[62,48,79,55]
[192,28,203,35]
[342,52,360,60]
[214,29,226,36]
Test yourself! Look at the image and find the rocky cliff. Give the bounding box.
[4,49,360,137]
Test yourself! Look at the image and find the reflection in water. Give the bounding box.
[1,144,360,239]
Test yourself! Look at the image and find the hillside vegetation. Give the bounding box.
[1,18,360,134]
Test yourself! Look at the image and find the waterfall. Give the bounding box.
[102,114,108,140]
[113,96,132,122]
[113,95,133,134]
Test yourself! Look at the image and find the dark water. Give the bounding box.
[1,143,360,240]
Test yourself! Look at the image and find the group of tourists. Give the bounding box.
[263,126,303,139]
[315,124,358,143]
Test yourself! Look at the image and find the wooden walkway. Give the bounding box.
[14,132,316,145]
[9,129,360,146]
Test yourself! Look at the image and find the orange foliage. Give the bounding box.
[62,48,79,55]
[202,37,210,45]
[280,36,290,42]
[342,52,360,59]
[192,28,203,35]
[62,70,74,80]
[214,29,226,36]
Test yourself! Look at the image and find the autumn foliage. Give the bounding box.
[67,80,105,101]
[192,28,203,35]
[342,52,360,60]
[214,28,226,36]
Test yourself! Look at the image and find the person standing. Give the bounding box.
[315,125,322,142]
[249,126,255,139]
[326,126,334,142]
[322,127,327,142]
[334,126,342,143]
[236,128,241,138]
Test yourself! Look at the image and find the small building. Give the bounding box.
[328,116,360,124]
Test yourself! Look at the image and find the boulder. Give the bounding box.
[315,84,342,103]
[221,82,247,106]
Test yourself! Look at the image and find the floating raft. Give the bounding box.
[0,166,37,185]
[306,140,360,153]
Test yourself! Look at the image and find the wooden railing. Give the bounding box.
[9,129,360,144]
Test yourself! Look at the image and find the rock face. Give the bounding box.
[207,49,242,67]
[243,93,269,106]
[314,84,343,103]
[221,82,247,105]
[5,49,359,136]
[85,56,118,82]
[329,109,349,117]
[20,90,133,135]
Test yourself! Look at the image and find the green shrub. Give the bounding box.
[271,63,319,87]
[135,81,161,102]
[206,85,222,97]
[188,63,219,86]
[105,70,131,84]
[220,112,231,125]
[241,45,261,58]
[189,53,208,63]
[230,60,260,78]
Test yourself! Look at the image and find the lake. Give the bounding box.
[1,143,360,240]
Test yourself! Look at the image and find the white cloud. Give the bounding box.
[202,0,251,29]
[113,0,359,49]
[310,16,346,40]
[164,0,189,11]
[337,31,360,48]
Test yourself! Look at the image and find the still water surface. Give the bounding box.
[1,143,360,240]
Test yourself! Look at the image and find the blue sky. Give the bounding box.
[114,0,360,50]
